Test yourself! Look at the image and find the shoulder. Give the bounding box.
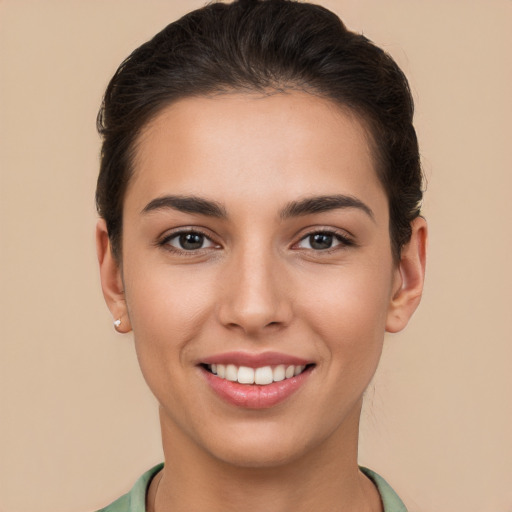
[359,467,408,512]
[96,493,130,512]
[96,463,164,512]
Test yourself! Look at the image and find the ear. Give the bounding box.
[96,219,132,333]
[386,217,428,333]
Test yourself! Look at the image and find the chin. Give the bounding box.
[197,415,345,471]
[210,436,310,470]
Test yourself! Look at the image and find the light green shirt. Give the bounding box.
[97,463,407,512]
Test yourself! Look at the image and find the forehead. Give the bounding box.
[127,92,386,218]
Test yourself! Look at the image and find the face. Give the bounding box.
[98,91,425,469]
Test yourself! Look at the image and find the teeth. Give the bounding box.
[273,364,285,382]
[255,366,273,385]
[226,364,238,382]
[238,366,255,384]
[207,363,308,385]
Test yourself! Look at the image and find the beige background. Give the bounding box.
[1,1,511,511]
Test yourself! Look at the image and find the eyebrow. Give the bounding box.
[141,195,227,218]
[141,193,374,221]
[280,195,374,221]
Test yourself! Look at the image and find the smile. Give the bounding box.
[206,364,307,385]
[200,354,314,409]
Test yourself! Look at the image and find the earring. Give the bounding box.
[113,318,121,328]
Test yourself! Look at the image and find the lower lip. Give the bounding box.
[201,367,312,409]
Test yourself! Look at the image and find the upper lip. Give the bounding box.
[200,351,312,368]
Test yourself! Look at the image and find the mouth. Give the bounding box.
[199,353,315,409]
[202,363,311,385]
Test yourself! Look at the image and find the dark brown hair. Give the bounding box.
[97,0,423,261]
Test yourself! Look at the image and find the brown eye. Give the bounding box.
[166,231,216,251]
[309,233,334,250]
[296,231,352,251]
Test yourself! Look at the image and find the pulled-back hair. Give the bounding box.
[97,0,423,261]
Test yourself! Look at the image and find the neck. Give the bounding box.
[150,403,382,512]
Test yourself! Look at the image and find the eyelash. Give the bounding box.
[294,229,355,253]
[157,228,355,255]
[158,228,219,256]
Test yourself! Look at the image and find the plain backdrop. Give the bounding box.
[1,1,511,511]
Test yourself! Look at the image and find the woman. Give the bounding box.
[95,1,427,510]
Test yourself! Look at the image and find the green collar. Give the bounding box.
[360,466,408,512]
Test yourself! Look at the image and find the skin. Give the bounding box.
[97,92,427,512]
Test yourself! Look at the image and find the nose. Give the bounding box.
[217,245,293,337]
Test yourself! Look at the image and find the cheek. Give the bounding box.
[126,261,214,328]
[123,263,217,385]
[298,261,393,371]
